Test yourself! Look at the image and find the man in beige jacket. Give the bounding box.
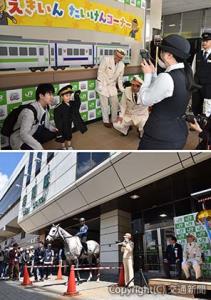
[113,76,149,137]
[121,233,134,288]
[96,49,125,128]
[182,234,202,280]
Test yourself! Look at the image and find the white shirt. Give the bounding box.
[192,48,211,75]
[137,63,185,107]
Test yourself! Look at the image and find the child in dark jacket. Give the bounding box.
[54,85,87,150]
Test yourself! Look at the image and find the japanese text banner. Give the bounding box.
[4,0,143,41]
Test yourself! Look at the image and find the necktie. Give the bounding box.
[203,51,208,61]
[134,93,138,103]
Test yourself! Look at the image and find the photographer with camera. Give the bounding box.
[117,233,134,288]
[54,85,87,150]
[137,34,194,150]
[188,114,211,149]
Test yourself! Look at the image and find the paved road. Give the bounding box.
[0,277,202,300]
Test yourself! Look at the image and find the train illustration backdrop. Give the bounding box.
[0,37,131,72]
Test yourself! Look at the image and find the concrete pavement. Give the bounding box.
[0,276,202,300]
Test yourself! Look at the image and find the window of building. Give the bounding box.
[205,8,211,28]
[0,47,8,56]
[0,167,25,216]
[35,152,42,176]
[26,153,33,186]
[182,10,203,38]
[76,153,110,179]
[163,14,181,35]
[47,152,54,163]
[19,47,28,56]
[29,47,37,56]
[9,47,18,56]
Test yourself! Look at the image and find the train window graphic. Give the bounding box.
[0,37,131,72]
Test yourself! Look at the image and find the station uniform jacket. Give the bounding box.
[192,50,211,115]
[96,56,125,97]
[182,241,202,280]
[183,241,202,263]
[113,86,149,135]
[54,95,87,143]
[121,240,134,288]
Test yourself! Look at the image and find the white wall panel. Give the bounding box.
[77,166,124,203]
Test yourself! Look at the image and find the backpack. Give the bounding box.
[1,104,38,137]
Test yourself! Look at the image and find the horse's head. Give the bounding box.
[46,224,60,242]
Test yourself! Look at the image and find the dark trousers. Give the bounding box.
[44,264,51,279]
[0,261,3,276]
[33,265,44,280]
[21,126,56,150]
[138,134,187,150]
[164,260,182,279]
[8,262,19,280]
[192,90,204,116]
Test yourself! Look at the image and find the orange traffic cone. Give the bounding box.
[118,263,125,287]
[56,263,63,280]
[21,264,32,286]
[63,265,79,296]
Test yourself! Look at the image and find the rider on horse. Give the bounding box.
[76,218,88,255]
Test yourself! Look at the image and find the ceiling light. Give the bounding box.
[169,24,176,27]
[160,214,167,218]
[130,194,140,199]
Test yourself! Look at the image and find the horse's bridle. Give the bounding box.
[47,226,59,239]
[47,226,73,240]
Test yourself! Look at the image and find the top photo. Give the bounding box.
[0,0,211,151]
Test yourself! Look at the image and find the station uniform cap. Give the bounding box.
[132,75,143,85]
[202,32,211,41]
[58,85,73,96]
[186,233,196,240]
[159,34,190,60]
[79,217,85,222]
[124,233,132,239]
[116,48,126,56]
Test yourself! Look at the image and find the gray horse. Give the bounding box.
[46,224,100,283]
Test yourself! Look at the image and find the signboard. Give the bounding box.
[1,0,143,41]
[174,213,211,278]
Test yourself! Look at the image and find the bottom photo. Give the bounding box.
[0,151,211,300]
